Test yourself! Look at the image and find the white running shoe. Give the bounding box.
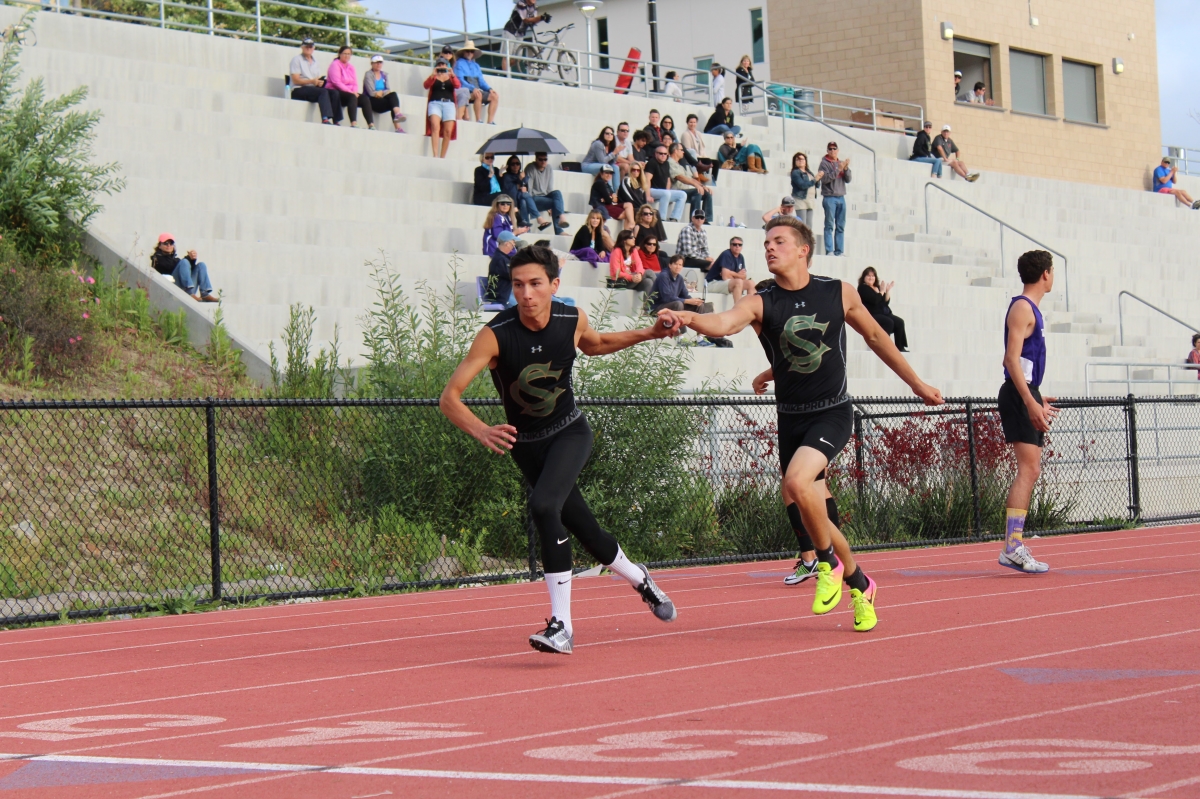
[999,544,1049,574]
[529,617,573,654]
[783,558,820,585]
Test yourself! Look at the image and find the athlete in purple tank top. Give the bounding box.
[997,250,1059,574]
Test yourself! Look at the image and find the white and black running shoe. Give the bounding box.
[783,558,819,585]
[635,564,677,622]
[999,544,1049,574]
[529,617,573,654]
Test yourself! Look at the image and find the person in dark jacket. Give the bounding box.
[588,165,635,227]
[858,266,907,351]
[632,204,667,250]
[500,155,547,229]
[473,153,503,206]
[734,55,755,110]
[909,120,943,177]
[704,97,741,136]
[485,231,518,306]
[151,233,218,301]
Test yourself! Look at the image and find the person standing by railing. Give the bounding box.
[709,63,726,106]
[735,55,755,113]
[1186,334,1200,379]
[288,38,340,125]
[423,58,459,159]
[501,0,549,72]
[326,45,364,127]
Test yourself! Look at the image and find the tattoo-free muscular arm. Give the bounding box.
[842,282,943,406]
[439,327,516,454]
[576,306,673,356]
[659,294,762,339]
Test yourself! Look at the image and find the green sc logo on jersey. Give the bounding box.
[780,315,830,374]
[511,362,563,417]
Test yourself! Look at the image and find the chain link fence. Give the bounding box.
[2,395,1199,623]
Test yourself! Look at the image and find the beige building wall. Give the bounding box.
[767,0,1161,191]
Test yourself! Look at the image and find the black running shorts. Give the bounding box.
[998,380,1045,447]
[778,402,853,474]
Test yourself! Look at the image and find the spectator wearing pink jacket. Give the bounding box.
[326,45,366,126]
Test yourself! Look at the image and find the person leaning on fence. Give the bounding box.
[474,153,503,207]
[486,230,519,307]
[289,38,341,125]
[483,194,528,256]
[1187,334,1200,378]
[325,45,366,127]
[360,55,405,132]
[454,40,499,125]
[151,233,218,302]
[423,58,460,159]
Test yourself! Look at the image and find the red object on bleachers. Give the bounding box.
[614,47,642,95]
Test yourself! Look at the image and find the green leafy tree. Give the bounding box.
[0,12,124,259]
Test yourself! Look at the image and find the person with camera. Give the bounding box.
[423,58,460,159]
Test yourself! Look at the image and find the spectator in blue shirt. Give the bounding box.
[454,41,499,125]
[651,255,708,313]
[1153,157,1199,209]
[706,236,754,300]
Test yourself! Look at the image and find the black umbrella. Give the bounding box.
[476,126,568,155]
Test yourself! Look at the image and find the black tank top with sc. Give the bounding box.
[488,302,582,442]
[757,277,849,413]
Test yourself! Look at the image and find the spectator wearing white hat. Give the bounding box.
[361,55,405,132]
[933,125,979,182]
[953,70,965,100]
[289,38,341,124]
[454,40,499,124]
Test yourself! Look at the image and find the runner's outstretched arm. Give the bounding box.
[841,283,944,406]
[439,326,517,454]
[576,307,678,356]
[657,295,762,339]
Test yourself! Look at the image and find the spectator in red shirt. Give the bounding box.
[1187,334,1200,379]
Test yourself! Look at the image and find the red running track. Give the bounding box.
[0,525,1198,799]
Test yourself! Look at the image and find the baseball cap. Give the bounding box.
[497,231,517,243]
[954,70,962,77]
[827,141,838,149]
[1162,156,1172,164]
[924,120,933,128]
[301,37,315,46]
[370,54,384,63]
[691,208,707,219]
[435,57,450,67]
[781,196,795,206]
[157,232,175,244]
[600,164,614,173]
[942,124,952,131]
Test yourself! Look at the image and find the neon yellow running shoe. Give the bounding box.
[851,576,878,632]
[812,560,844,614]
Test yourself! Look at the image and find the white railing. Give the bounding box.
[1164,145,1200,177]
[6,0,922,133]
[1085,361,1200,397]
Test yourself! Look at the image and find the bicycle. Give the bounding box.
[511,23,577,86]
[1,21,35,47]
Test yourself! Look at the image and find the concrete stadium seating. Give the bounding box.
[8,6,1200,397]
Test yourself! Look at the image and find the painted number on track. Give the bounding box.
[226,721,481,749]
[0,714,224,742]
[897,738,1200,776]
[525,729,825,763]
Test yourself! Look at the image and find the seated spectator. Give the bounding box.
[582,126,619,193]
[1186,333,1200,378]
[709,63,726,106]
[631,129,652,164]
[789,153,822,227]
[646,143,687,222]
[644,109,663,144]
[619,162,650,213]
[1153,158,1200,208]
[485,231,518,306]
[681,113,720,185]
[932,125,979,182]
[327,45,364,127]
[609,230,655,293]
[589,165,635,227]
[360,55,405,132]
[718,132,766,174]
[151,233,218,302]
[632,204,668,250]
[664,71,683,101]
[651,254,711,315]
[704,97,741,136]
[570,209,614,266]
[909,121,944,177]
[525,152,570,234]
[483,194,528,255]
[735,55,755,112]
[453,40,499,124]
[761,196,798,226]
[661,114,677,141]
[706,236,754,300]
[669,143,714,223]
[967,81,994,106]
[289,38,340,125]
[661,131,700,172]
[423,58,459,159]
[613,121,635,178]
[636,235,667,273]
[676,208,713,270]
[858,266,908,351]
[473,153,502,206]
[501,155,548,229]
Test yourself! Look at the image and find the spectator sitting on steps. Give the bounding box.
[1153,158,1200,209]
[361,55,406,132]
[501,155,547,229]
[1186,333,1200,378]
[637,235,666,273]
[582,125,619,193]
[485,230,518,307]
[933,125,979,182]
[676,208,713,271]
[571,209,615,266]
[454,40,499,125]
[609,230,656,293]
[644,109,664,145]
[589,165,635,228]
[669,143,714,224]
[525,152,570,234]
[706,236,754,300]
[651,256,716,330]
[619,162,650,214]
[151,233,218,302]
[909,121,944,178]
[630,129,651,164]
[482,194,529,256]
[646,143,687,222]
[633,204,668,251]
[326,45,365,128]
[681,113,720,185]
[704,97,742,137]
[474,153,502,207]
[718,132,765,174]
[289,38,340,125]
[858,266,908,352]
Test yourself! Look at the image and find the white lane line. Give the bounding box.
[1125,773,1200,797]
[0,751,1114,799]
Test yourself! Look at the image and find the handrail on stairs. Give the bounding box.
[922,181,1070,311]
[1118,291,1199,347]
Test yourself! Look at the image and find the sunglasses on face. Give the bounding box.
[484,155,494,160]
[641,211,654,216]
[536,158,548,162]
[644,241,657,248]
[162,240,175,246]
[828,147,838,152]
[655,151,667,156]
[731,242,742,247]
[603,132,613,137]
[618,127,629,132]
[498,202,511,207]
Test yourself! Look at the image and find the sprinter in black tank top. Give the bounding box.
[659,217,944,633]
[441,245,679,655]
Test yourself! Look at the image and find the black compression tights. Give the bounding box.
[509,418,619,574]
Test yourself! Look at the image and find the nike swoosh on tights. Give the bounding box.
[819,437,833,446]
[556,537,569,545]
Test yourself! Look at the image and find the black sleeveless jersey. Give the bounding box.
[757,276,849,412]
[487,301,582,442]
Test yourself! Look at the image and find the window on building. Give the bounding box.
[695,56,712,86]
[1010,49,1048,115]
[953,39,992,102]
[750,9,764,64]
[597,17,609,70]
[1062,59,1098,124]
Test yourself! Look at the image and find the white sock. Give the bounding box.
[606,546,645,588]
[544,571,573,634]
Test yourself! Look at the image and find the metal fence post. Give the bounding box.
[160,0,165,28]
[207,0,213,34]
[1126,394,1142,521]
[853,409,865,504]
[255,0,261,42]
[344,13,351,46]
[965,400,983,539]
[205,400,223,603]
[525,483,538,582]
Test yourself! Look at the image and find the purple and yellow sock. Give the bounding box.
[1005,508,1026,554]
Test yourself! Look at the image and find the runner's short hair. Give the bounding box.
[1017,250,1053,285]
[764,216,815,264]
[510,245,559,280]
